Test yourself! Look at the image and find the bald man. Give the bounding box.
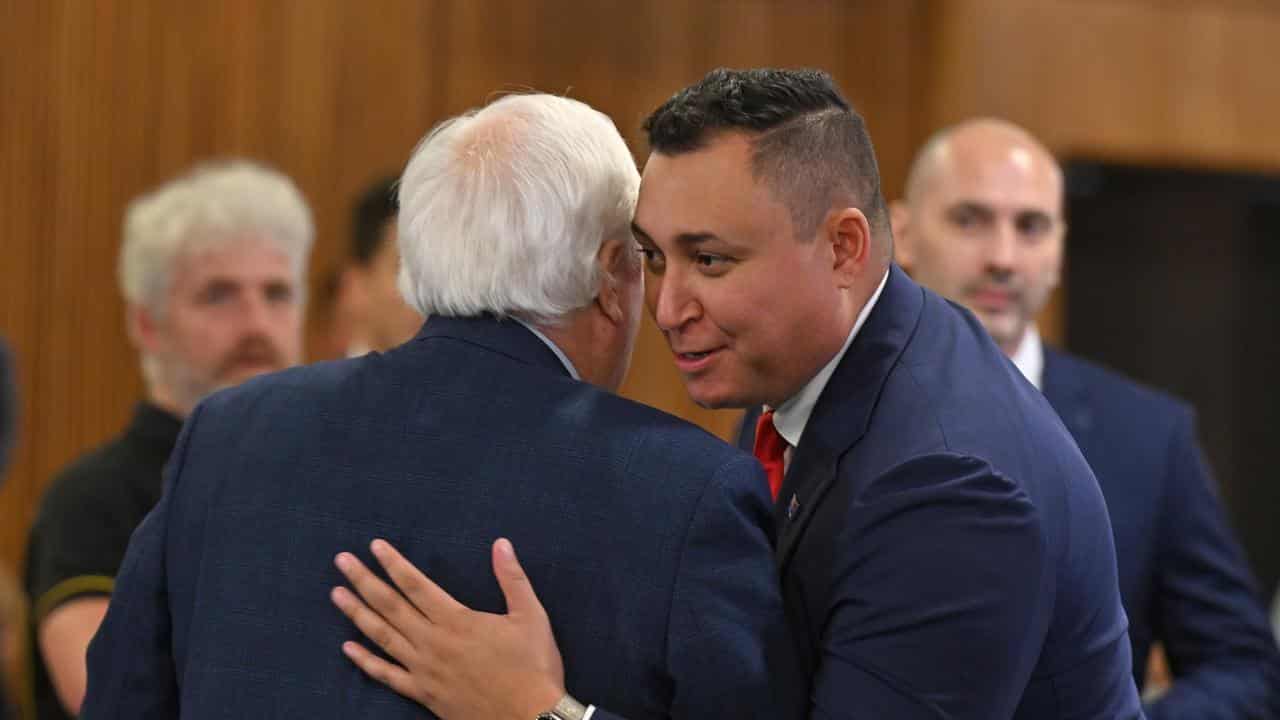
[888,118,1280,719]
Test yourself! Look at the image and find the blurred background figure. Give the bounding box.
[0,568,19,720]
[324,176,422,357]
[0,339,16,719]
[889,118,1279,718]
[21,161,313,720]
[0,340,13,488]
[1273,587,1280,645]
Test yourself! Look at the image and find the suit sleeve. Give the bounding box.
[1146,410,1280,719]
[80,405,204,719]
[809,454,1048,720]
[665,455,805,719]
[581,456,802,720]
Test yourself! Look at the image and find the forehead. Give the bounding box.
[171,236,297,288]
[931,142,1062,215]
[635,133,790,240]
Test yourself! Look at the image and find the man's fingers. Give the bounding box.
[335,551,429,630]
[492,538,545,618]
[340,640,424,703]
[330,586,415,661]
[370,539,465,620]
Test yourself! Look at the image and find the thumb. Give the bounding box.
[492,538,544,617]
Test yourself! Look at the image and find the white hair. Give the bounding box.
[396,93,641,324]
[119,159,314,313]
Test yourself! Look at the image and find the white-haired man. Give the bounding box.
[81,94,802,720]
[24,160,311,719]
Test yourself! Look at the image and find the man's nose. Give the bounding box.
[237,291,277,336]
[986,222,1018,272]
[650,269,700,332]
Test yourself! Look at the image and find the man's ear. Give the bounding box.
[889,200,915,269]
[828,207,872,289]
[594,237,628,325]
[126,302,162,353]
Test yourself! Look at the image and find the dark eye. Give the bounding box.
[947,203,993,231]
[1016,213,1053,238]
[694,253,725,268]
[264,282,295,303]
[638,246,665,273]
[198,282,235,304]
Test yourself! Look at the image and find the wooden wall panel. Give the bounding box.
[0,0,923,570]
[922,0,1280,346]
[927,0,1280,172]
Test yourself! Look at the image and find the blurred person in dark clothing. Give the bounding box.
[879,117,1278,718]
[1,338,15,720]
[22,160,312,719]
[328,176,422,357]
[0,339,14,485]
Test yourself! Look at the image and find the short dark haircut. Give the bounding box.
[644,68,889,254]
[350,175,399,265]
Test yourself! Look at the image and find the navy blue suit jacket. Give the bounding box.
[732,266,1142,719]
[82,316,803,719]
[1042,348,1280,719]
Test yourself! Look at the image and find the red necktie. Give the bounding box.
[752,409,787,501]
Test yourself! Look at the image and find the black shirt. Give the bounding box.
[22,402,182,720]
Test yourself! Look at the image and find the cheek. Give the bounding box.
[169,317,229,364]
[272,308,305,341]
[927,248,982,288]
[1027,255,1062,293]
[643,277,661,315]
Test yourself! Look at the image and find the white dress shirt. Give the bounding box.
[770,269,890,468]
[1008,324,1045,390]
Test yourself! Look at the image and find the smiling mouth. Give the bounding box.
[678,351,713,361]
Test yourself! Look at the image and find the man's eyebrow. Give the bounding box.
[630,222,720,247]
[674,232,718,246]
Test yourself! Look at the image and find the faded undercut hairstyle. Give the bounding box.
[396,93,641,325]
[118,160,314,314]
[644,67,891,262]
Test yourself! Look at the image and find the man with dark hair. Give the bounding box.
[329,69,1143,719]
[330,176,422,356]
[83,94,800,720]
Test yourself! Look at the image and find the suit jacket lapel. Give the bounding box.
[1041,348,1094,449]
[774,266,925,572]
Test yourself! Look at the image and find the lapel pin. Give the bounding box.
[787,494,800,520]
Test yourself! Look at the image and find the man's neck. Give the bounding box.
[769,266,891,447]
[147,387,191,420]
[522,317,591,385]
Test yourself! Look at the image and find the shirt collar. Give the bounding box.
[771,268,890,448]
[514,318,580,380]
[1009,324,1044,390]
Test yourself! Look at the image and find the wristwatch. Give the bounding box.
[536,694,588,720]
